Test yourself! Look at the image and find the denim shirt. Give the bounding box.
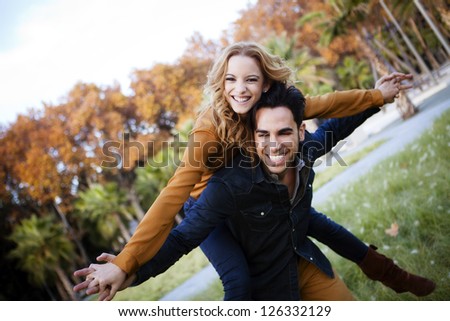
[135,107,380,300]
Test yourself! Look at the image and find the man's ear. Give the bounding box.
[298,122,306,142]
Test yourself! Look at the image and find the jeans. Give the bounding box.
[185,197,251,300]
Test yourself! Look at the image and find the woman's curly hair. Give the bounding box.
[198,42,293,154]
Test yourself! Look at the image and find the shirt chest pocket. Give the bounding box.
[239,203,282,233]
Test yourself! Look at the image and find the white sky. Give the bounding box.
[0,0,256,125]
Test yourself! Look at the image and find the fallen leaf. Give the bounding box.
[385,221,399,237]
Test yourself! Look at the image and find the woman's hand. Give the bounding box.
[73,253,133,301]
[375,72,413,104]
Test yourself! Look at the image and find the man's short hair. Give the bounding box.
[251,82,306,130]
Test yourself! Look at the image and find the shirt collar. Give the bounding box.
[252,155,305,184]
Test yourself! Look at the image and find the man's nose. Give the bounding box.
[269,137,280,152]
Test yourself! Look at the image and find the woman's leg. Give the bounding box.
[184,197,251,300]
[308,207,368,263]
[308,207,435,297]
[200,223,252,300]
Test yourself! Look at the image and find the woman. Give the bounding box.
[74,42,416,300]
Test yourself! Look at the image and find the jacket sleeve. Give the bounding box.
[303,89,384,120]
[133,178,236,284]
[302,107,380,161]
[112,128,217,275]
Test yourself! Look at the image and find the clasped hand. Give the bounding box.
[73,253,133,301]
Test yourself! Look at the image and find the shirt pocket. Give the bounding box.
[240,203,279,233]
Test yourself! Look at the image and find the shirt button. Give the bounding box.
[260,211,265,216]
[308,184,312,188]
[310,257,314,261]
[292,228,295,232]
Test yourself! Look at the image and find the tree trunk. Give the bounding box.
[127,187,145,220]
[53,202,89,264]
[360,28,417,118]
[396,91,418,120]
[55,266,78,300]
[114,212,131,242]
[408,18,440,70]
[372,37,419,76]
[379,0,436,83]
[413,0,450,56]
[383,17,417,74]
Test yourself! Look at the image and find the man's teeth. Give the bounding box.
[269,155,285,162]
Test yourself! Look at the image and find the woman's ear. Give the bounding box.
[263,81,271,93]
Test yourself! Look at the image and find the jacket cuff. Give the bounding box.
[112,250,139,275]
[371,89,385,107]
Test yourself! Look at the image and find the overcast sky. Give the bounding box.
[0,0,255,125]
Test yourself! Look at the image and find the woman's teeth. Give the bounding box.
[234,96,250,103]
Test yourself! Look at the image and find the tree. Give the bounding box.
[7,215,77,300]
[134,119,193,224]
[74,183,132,251]
[232,0,302,42]
[265,34,335,96]
[336,56,374,89]
[306,0,420,118]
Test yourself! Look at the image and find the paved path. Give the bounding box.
[160,73,450,301]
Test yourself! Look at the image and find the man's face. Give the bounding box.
[254,106,305,179]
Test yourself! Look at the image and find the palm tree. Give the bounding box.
[378,0,435,82]
[7,215,77,300]
[134,120,192,224]
[305,0,419,118]
[413,0,450,56]
[74,183,132,251]
[336,56,374,89]
[265,34,335,96]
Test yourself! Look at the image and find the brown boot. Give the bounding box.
[358,245,436,297]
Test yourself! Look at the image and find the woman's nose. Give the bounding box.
[235,81,246,93]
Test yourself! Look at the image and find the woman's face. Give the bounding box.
[224,55,269,115]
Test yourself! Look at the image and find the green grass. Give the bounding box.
[313,139,387,190]
[317,108,450,300]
